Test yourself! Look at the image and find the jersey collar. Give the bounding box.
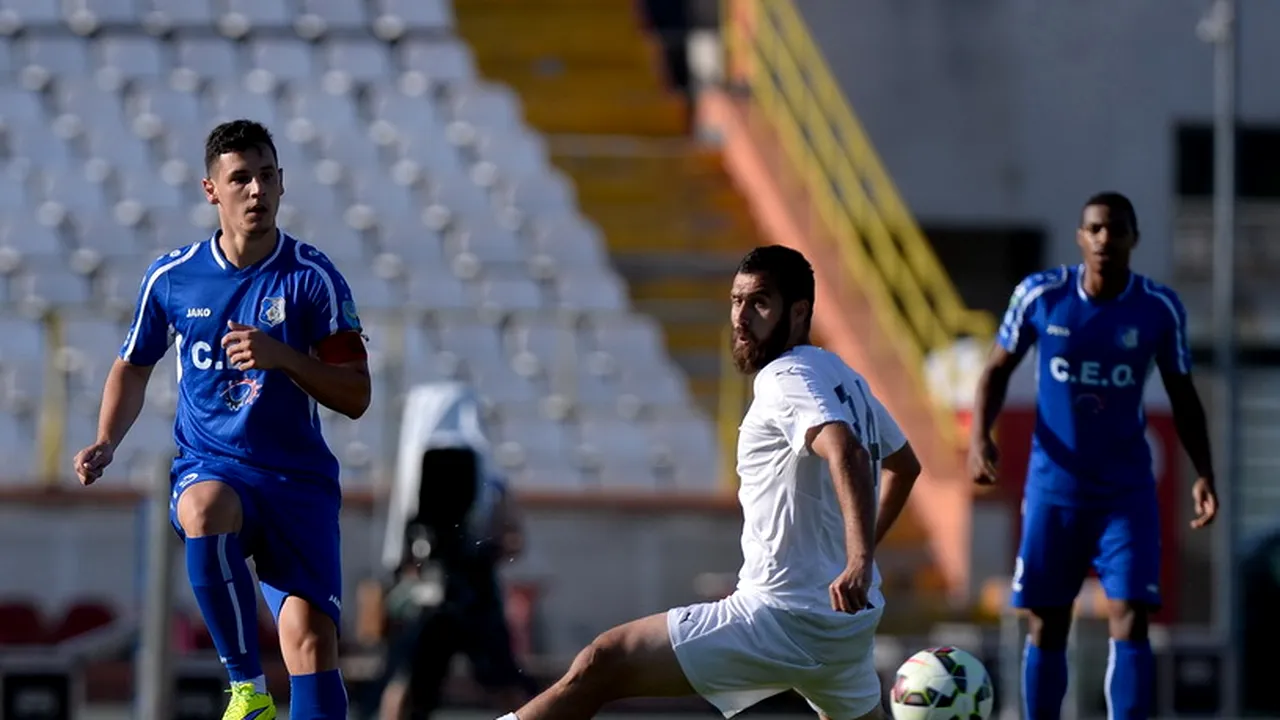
[1075,263,1134,303]
[209,228,286,273]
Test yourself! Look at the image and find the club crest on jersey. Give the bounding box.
[342,299,360,328]
[259,297,286,327]
[221,378,262,411]
[1117,327,1139,349]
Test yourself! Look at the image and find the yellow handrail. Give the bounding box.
[722,0,995,447]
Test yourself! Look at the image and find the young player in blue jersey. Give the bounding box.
[72,120,371,720]
[969,192,1219,720]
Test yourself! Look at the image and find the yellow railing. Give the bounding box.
[722,0,995,446]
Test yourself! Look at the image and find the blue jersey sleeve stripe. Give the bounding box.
[1000,267,1067,350]
[122,244,199,361]
[1142,278,1191,374]
[294,243,340,335]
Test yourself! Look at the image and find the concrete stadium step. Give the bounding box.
[523,96,688,136]
[455,5,661,69]
[454,0,686,138]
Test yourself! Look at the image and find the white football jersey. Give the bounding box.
[734,345,906,617]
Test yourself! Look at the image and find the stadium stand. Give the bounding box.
[451,1,769,424]
[0,0,721,495]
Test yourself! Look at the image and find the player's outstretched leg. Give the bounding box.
[1104,601,1154,720]
[1023,607,1071,720]
[177,481,273,719]
[495,612,694,720]
[278,596,348,720]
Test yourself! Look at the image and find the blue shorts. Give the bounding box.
[170,456,344,628]
[1011,492,1161,609]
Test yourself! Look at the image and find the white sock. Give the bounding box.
[233,675,268,694]
[496,714,518,720]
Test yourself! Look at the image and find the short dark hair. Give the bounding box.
[736,245,815,309]
[1084,191,1139,237]
[204,119,279,175]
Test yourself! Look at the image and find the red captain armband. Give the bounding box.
[315,331,368,364]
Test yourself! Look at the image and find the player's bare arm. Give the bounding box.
[220,321,371,419]
[1160,370,1218,528]
[809,420,877,614]
[969,344,1028,485]
[74,358,155,486]
[874,441,921,546]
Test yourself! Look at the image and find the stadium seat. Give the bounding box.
[150,0,218,28]
[174,37,241,81]
[323,38,391,81]
[223,0,291,30]
[374,0,453,35]
[400,38,475,86]
[0,600,47,645]
[75,0,141,28]
[98,36,167,80]
[48,600,116,644]
[555,273,629,312]
[22,36,92,79]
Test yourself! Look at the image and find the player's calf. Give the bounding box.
[1023,607,1072,720]
[501,613,693,720]
[278,596,347,720]
[1105,600,1154,720]
[177,481,268,702]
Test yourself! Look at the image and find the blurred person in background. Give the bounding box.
[969,191,1218,720]
[373,441,533,719]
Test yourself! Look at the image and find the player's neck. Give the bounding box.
[1080,266,1131,301]
[217,227,278,269]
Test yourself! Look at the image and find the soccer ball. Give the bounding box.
[888,646,994,720]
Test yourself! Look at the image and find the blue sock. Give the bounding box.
[1023,636,1068,720]
[1106,638,1154,720]
[186,534,263,684]
[290,669,348,720]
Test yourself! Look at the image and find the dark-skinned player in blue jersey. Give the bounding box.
[969,191,1219,720]
[72,120,371,720]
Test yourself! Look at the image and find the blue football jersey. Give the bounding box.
[120,231,363,484]
[997,264,1191,503]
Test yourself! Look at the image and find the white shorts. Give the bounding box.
[667,591,883,719]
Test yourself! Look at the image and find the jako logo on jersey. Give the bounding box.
[186,307,212,318]
[1046,325,1071,337]
[260,297,286,327]
[1049,357,1137,388]
[221,378,262,411]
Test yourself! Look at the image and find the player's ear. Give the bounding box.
[277,167,285,196]
[791,298,811,327]
[201,176,218,205]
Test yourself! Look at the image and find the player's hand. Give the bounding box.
[73,441,114,486]
[1190,477,1219,529]
[968,435,999,486]
[829,556,875,614]
[222,320,289,371]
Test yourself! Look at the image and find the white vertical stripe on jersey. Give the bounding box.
[1002,266,1069,350]
[294,242,341,334]
[1141,278,1190,375]
[122,243,201,362]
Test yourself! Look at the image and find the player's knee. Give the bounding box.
[1106,601,1150,642]
[562,631,628,696]
[1026,607,1072,650]
[278,601,340,671]
[176,481,243,537]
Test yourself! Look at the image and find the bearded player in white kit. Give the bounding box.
[492,246,923,720]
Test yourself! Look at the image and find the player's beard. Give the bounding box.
[731,312,792,374]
